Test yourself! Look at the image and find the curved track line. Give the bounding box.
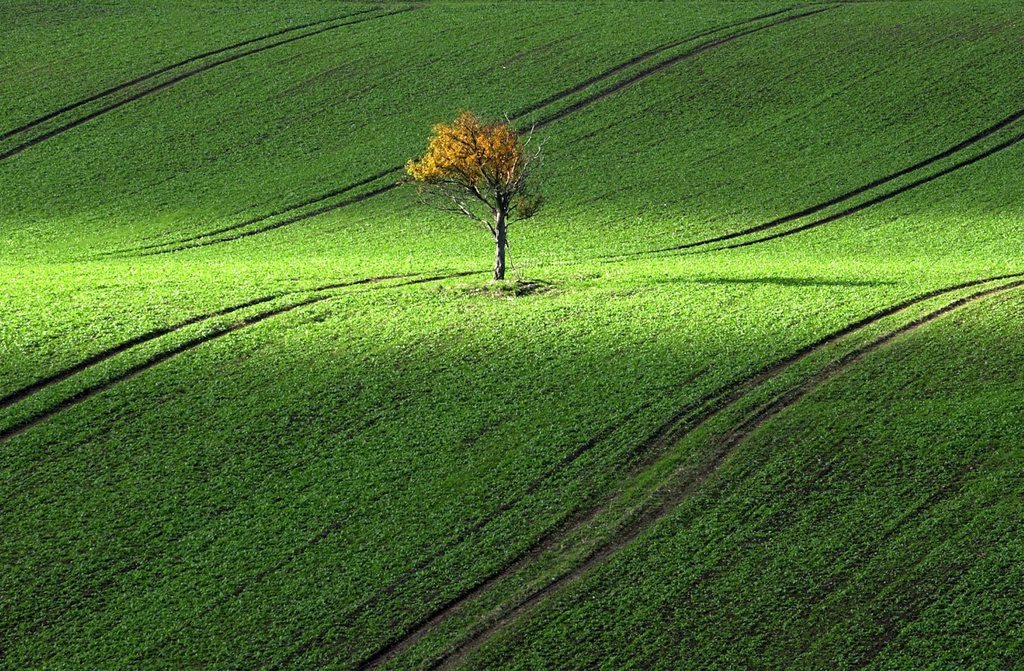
[255,371,712,671]
[510,6,802,121]
[0,271,473,446]
[114,168,400,255]
[116,5,830,257]
[703,128,1024,252]
[2,269,482,653]
[0,274,417,414]
[108,9,796,258]
[531,6,834,131]
[0,7,381,144]
[0,7,417,163]
[138,180,404,256]
[0,284,365,445]
[0,297,279,412]
[420,278,1024,671]
[644,107,1024,254]
[343,272,1023,671]
[107,7,793,257]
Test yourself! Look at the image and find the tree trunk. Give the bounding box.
[493,208,507,281]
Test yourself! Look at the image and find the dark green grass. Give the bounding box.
[2,1,1023,669]
[0,1,366,132]
[458,288,1024,671]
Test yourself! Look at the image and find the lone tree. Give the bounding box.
[406,111,541,281]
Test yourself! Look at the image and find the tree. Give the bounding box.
[406,111,541,281]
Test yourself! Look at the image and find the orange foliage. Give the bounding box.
[406,111,526,189]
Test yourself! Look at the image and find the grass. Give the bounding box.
[2,1,1023,669]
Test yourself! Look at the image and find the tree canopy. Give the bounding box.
[407,111,541,280]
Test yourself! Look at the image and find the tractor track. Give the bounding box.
[419,278,1024,671]
[509,6,802,121]
[0,296,279,413]
[0,274,416,415]
[629,108,1024,257]
[531,6,834,132]
[7,2,1018,667]
[136,180,405,256]
[705,128,1024,252]
[0,7,380,144]
[0,281,371,446]
[612,274,1022,471]
[105,168,400,256]
[15,283,699,662]
[12,274,1017,666]
[115,5,832,258]
[279,489,618,671]
[0,6,418,163]
[609,24,959,256]
[258,369,712,671]
[109,6,800,257]
[0,271,476,448]
[338,273,1023,671]
[621,425,965,668]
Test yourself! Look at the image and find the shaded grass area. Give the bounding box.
[0,1,369,131]
[457,288,1024,671]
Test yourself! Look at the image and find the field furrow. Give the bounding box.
[274,271,1020,671]
[411,278,1024,671]
[0,272,477,448]
[643,105,1024,255]
[707,129,1024,251]
[0,6,380,144]
[0,6,415,163]
[531,6,835,131]
[111,5,831,258]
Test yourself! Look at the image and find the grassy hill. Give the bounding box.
[2,1,1023,669]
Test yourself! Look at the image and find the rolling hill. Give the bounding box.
[2,1,1023,669]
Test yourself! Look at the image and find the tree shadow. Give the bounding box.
[449,278,555,299]
[489,279,554,297]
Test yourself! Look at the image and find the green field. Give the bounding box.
[3,1,1024,669]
